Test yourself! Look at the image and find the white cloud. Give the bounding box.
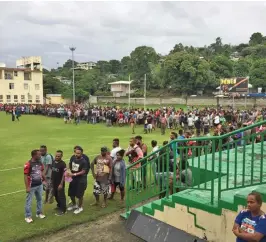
[0,1,265,68]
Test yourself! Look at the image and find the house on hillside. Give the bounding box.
[75,61,96,70]
[108,80,133,97]
[230,52,240,61]
[54,76,71,85]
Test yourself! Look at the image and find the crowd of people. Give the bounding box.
[23,132,162,223]
[22,139,266,241]
[2,103,266,241]
[24,143,125,223]
[3,103,266,135]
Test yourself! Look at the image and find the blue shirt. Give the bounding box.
[235,210,266,242]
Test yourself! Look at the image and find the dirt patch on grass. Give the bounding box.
[28,211,143,242]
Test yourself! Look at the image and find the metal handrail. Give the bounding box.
[126,120,266,169]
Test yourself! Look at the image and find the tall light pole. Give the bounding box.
[69,46,76,104]
[128,74,131,109]
[144,74,146,110]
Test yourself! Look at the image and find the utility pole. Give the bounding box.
[144,74,146,110]
[69,46,76,104]
[128,74,131,109]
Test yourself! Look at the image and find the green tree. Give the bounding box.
[249,32,264,46]
[97,61,111,74]
[210,55,234,79]
[197,46,214,62]
[233,58,252,77]
[209,37,223,54]
[235,43,249,53]
[43,74,68,95]
[241,45,266,58]
[162,52,214,95]
[109,59,121,74]
[130,46,158,85]
[249,59,266,88]
[169,43,184,54]
[149,63,164,89]
[120,56,132,75]
[63,59,78,68]
[43,68,50,74]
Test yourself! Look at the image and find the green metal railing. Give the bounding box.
[125,120,266,214]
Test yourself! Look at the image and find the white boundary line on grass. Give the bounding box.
[0,167,23,172]
[0,151,101,196]
[0,153,100,172]
[0,173,93,198]
[0,190,25,197]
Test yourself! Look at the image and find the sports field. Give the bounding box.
[0,112,168,242]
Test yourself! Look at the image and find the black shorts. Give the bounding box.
[68,178,87,199]
[114,182,124,192]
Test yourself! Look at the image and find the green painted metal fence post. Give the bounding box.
[260,131,265,183]
[211,138,216,204]
[166,145,170,198]
[126,168,130,214]
[173,141,177,194]
[218,139,222,201]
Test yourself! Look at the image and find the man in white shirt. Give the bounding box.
[203,115,210,134]
[110,138,121,161]
[150,140,159,157]
[214,114,220,126]
[187,115,194,130]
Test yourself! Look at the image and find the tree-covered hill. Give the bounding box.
[43,32,266,102]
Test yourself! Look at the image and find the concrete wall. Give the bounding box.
[45,95,70,105]
[151,202,266,242]
[90,96,266,107]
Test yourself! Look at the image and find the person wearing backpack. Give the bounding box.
[24,149,46,223]
[40,145,54,204]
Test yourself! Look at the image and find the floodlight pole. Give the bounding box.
[128,74,131,109]
[70,46,76,104]
[144,74,147,110]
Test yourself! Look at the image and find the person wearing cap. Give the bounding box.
[91,147,112,208]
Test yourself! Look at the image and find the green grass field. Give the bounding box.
[0,112,169,242]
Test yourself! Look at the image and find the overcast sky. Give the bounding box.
[0,1,265,69]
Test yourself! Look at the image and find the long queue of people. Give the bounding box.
[3,103,266,136]
[24,114,266,225]
[24,136,148,223]
[25,133,193,224]
[5,104,266,241]
[23,144,266,241]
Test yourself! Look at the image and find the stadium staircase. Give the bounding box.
[121,121,266,241]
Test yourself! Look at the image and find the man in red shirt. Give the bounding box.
[24,149,46,223]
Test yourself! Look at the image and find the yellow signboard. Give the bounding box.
[220,78,237,85]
